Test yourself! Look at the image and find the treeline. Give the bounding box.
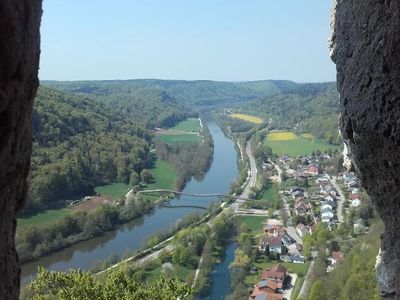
[17,197,153,263]
[240,82,341,144]
[227,221,258,300]
[154,128,214,190]
[43,79,337,109]
[42,81,193,127]
[26,87,155,213]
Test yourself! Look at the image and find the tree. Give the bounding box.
[129,171,140,186]
[309,280,323,300]
[29,266,192,300]
[140,169,152,184]
[230,249,251,269]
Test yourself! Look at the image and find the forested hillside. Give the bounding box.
[42,79,309,109]
[27,87,156,212]
[239,82,341,144]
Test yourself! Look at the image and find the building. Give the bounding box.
[259,236,283,254]
[306,165,319,175]
[264,225,286,237]
[296,223,311,238]
[330,251,344,265]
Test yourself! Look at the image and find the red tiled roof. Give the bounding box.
[332,251,344,263]
[253,292,284,300]
[261,264,287,283]
[349,193,361,200]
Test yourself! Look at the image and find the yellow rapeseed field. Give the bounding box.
[267,131,298,141]
[230,113,263,124]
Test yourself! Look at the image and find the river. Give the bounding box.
[21,121,239,287]
[198,242,238,300]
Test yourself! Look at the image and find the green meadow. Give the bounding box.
[265,132,340,156]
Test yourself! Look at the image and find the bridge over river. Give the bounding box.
[136,189,254,202]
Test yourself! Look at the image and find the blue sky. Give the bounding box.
[40,0,336,82]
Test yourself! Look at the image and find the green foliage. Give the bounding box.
[155,126,213,190]
[129,171,140,187]
[16,200,153,263]
[28,87,151,213]
[309,222,383,300]
[309,280,323,300]
[28,266,192,300]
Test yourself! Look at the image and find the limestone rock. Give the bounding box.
[0,1,42,299]
[331,1,400,298]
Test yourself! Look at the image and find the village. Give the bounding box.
[241,152,368,300]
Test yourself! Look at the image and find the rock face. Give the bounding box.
[331,1,400,298]
[0,1,42,299]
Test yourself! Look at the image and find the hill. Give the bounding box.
[27,87,153,212]
[239,82,341,144]
[42,79,314,109]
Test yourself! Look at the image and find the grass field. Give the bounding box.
[156,134,200,144]
[239,216,267,234]
[265,132,340,156]
[169,118,202,132]
[142,258,195,284]
[145,159,177,190]
[156,118,202,144]
[95,183,130,200]
[230,113,263,124]
[17,208,72,229]
[260,181,280,206]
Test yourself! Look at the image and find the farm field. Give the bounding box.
[156,118,202,144]
[169,117,202,132]
[265,132,340,155]
[17,208,72,229]
[230,113,263,124]
[157,134,200,144]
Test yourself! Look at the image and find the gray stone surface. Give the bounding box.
[331,1,400,298]
[0,1,42,299]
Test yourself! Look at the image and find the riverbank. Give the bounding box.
[18,117,212,266]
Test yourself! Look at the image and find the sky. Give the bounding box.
[39,0,336,82]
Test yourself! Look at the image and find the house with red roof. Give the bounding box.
[251,264,287,300]
[306,165,319,176]
[264,225,286,237]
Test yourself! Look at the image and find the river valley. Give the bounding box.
[21,121,239,290]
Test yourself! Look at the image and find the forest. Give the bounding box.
[27,85,193,213]
[42,79,335,109]
[239,82,341,144]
